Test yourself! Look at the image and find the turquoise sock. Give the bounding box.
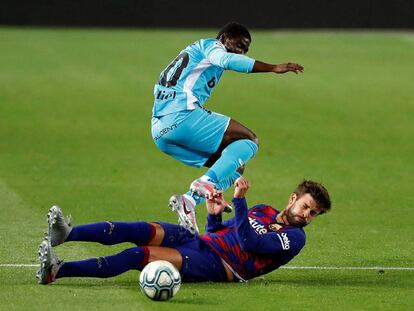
[206,139,257,182]
[204,170,218,183]
[216,171,242,191]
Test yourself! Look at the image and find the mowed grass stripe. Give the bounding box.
[0,178,104,266]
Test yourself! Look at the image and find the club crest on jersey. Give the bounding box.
[268,223,283,232]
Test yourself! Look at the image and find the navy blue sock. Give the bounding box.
[66,222,155,245]
[56,246,149,279]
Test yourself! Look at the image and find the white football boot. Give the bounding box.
[36,237,63,284]
[189,178,216,199]
[48,205,72,247]
[169,195,199,235]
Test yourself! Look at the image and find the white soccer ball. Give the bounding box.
[139,260,181,301]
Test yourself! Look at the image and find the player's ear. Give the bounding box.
[288,193,298,206]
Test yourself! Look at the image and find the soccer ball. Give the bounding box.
[139,260,181,301]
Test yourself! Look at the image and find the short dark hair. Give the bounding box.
[216,22,251,42]
[294,180,331,214]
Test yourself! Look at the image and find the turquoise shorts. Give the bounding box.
[151,105,230,167]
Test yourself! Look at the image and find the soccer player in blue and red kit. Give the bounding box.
[37,177,331,284]
[151,22,304,234]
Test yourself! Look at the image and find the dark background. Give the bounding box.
[1,0,413,29]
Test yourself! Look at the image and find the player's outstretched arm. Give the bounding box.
[232,177,305,254]
[205,190,227,232]
[252,60,304,74]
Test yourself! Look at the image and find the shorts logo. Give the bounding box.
[153,123,178,141]
[277,233,291,250]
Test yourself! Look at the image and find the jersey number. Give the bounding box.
[207,77,216,88]
[159,52,190,88]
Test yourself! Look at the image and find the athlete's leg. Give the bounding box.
[190,118,258,199]
[64,222,165,246]
[203,119,258,182]
[152,108,229,232]
[147,246,182,270]
[202,138,257,183]
[152,108,258,231]
[51,224,190,281]
[54,246,183,280]
[42,225,228,283]
[203,119,258,168]
[56,246,151,279]
[152,108,258,176]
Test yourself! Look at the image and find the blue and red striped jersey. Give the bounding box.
[199,198,306,280]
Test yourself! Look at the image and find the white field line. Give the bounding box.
[281,266,414,271]
[1,264,414,271]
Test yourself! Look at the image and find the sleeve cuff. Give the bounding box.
[232,197,247,205]
[207,213,222,224]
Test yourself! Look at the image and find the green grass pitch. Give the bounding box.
[0,27,413,310]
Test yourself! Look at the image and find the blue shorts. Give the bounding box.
[157,222,228,282]
[151,105,230,167]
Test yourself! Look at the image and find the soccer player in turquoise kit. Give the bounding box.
[151,22,304,234]
[36,177,331,284]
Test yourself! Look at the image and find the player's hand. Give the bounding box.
[206,190,227,215]
[273,63,304,74]
[233,176,250,198]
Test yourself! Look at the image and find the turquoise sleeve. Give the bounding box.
[208,48,255,73]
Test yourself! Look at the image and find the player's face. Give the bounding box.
[285,193,322,227]
[222,35,250,54]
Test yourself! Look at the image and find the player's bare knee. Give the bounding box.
[241,129,258,147]
[246,135,259,150]
[251,135,259,147]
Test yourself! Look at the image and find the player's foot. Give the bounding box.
[48,205,72,247]
[190,178,216,199]
[36,237,63,284]
[169,195,199,235]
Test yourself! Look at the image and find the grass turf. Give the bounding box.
[0,27,413,310]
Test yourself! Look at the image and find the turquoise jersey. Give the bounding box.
[152,38,255,117]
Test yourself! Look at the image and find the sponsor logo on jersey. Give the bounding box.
[156,90,177,100]
[268,223,283,232]
[248,217,267,235]
[277,232,291,250]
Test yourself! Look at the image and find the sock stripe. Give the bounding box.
[141,246,150,269]
[148,224,156,244]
